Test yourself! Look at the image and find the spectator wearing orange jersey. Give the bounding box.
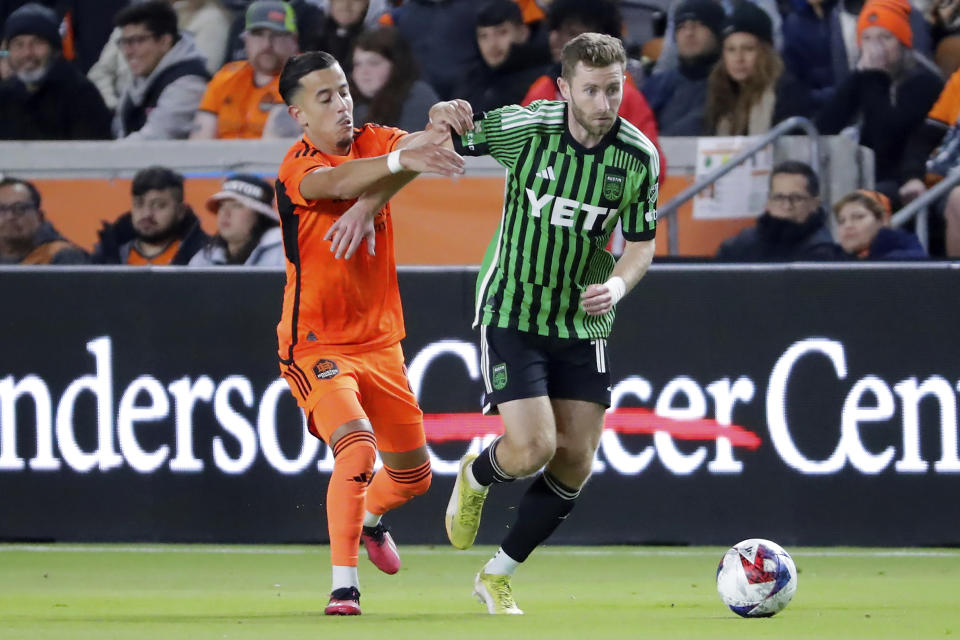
[191,1,298,139]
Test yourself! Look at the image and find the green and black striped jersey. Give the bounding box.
[453,100,659,340]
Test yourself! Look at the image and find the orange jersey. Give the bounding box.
[928,67,960,126]
[198,61,283,139]
[127,240,180,265]
[275,124,408,362]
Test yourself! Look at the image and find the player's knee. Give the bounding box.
[384,460,432,499]
[333,430,377,478]
[405,466,432,498]
[521,442,556,476]
[553,443,597,483]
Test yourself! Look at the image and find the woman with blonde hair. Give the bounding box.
[704,2,815,135]
[833,189,927,259]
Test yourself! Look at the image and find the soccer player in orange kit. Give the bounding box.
[273,51,473,615]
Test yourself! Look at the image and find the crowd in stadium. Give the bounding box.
[2,0,960,264]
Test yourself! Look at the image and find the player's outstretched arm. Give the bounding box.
[580,239,656,316]
[300,143,465,201]
[323,172,418,259]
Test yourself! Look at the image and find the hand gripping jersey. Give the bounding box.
[453,100,659,340]
[275,124,407,363]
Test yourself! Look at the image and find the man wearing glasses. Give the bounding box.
[716,160,846,261]
[0,178,88,265]
[113,0,209,140]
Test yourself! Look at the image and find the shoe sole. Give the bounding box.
[445,455,478,550]
[324,604,361,615]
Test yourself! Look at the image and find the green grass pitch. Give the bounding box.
[1,544,958,640]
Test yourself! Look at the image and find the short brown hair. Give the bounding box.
[560,32,627,82]
[832,190,890,223]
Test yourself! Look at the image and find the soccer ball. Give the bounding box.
[716,538,797,618]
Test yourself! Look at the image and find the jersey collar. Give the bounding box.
[560,103,622,156]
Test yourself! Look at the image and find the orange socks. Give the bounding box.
[365,460,432,516]
[327,431,377,566]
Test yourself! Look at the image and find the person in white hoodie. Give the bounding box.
[113,0,210,139]
[189,174,285,267]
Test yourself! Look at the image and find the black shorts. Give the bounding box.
[479,325,611,414]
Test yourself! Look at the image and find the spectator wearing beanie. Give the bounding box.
[704,2,815,135]
[0,2,112,139]
[642,0,725,135]
[833,188,927,258]
[782,0,934,110]
[816,0,944,203]
[653,0,785,75]
[189,174,284,267]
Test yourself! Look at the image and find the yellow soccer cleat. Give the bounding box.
[473,571,523,615]
[445,453,489,550]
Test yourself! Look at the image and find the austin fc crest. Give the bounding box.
[492,363,508,390]
[602,172,625,200]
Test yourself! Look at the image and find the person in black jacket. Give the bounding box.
[704,2,816,135]
[641,0,723,135]
[93,166,208,265]
[717,160,847,261]
[815,0,944,201]
[833,189,927,259]
[0,2,111,140]
[454,0,550,113]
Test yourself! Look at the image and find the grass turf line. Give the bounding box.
[0,544,958,640]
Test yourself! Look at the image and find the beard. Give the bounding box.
[134,219,180,244]
[569,99,614,139]
[252,51,283,75]
[17,62,50,86]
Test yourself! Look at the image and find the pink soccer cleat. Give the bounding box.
[361,523,401,575]
[324,587,361,615]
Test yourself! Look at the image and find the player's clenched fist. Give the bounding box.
[396,144,465,177]
[428,99,474,135]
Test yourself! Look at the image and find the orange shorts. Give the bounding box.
[279,342,424,453]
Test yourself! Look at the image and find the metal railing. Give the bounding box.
[890,167,960,251]
[657,117,821,255]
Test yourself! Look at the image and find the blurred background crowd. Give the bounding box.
[2,0,960,265]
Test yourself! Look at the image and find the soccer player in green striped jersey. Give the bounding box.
[443,33,659,614]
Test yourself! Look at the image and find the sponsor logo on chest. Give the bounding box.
[525,189,614,231]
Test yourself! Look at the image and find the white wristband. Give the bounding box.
[386,150,404,174]
[603,276,626,305]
